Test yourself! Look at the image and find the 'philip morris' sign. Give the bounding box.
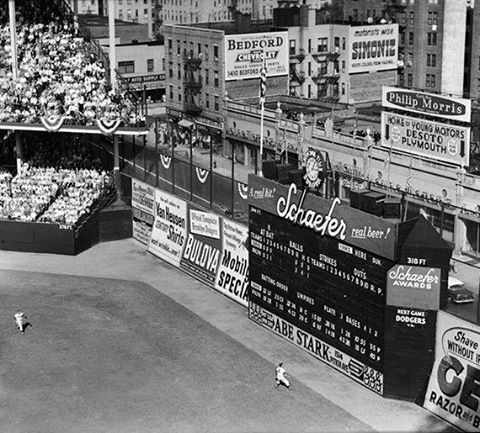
[382,86,471,123]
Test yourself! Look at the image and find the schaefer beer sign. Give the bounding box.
[383,86,471,123]
[381,112,470,166]
[224,31,288,81]
[424,312,480,431]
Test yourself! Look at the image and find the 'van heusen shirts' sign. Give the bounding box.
[247,175,397,260]
[382,86,471,123]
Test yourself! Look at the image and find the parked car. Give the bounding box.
[448,276,475,304]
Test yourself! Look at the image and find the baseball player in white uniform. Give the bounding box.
[14,310,27,333]
[275,362,290,389]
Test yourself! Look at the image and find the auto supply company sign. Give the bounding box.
[224,31,288,81]
[348,24,398,73]
[383,86,471,123]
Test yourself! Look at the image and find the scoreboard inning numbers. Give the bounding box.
[248,206,394,394]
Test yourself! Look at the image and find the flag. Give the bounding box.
[259,58,267,103]
[406,156,413,191]
[383,152,391,173]
[280,123,287,154]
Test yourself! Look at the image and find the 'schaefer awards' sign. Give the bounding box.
[381,112,470,167]
[224,31,288,81]
[348,24,398,73]
[424,311,480,432]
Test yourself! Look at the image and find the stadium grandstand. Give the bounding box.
[0,0,146,252]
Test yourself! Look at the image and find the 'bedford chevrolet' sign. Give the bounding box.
[382,86,471,123]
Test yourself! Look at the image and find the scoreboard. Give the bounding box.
[248,205,394,394]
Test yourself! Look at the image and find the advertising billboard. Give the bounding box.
[386,265,441,310]
[148,189,187,266]
[423,311,480,431]
[215,218,249,307]
[224,31,289,81]
[132,179,155,245]
[248,175,397,260]
[180,207,222,285]
[348,24,398,73]
[381,112,470,166]
[382,86,471,123]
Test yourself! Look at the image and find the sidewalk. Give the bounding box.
[0,239,454,432]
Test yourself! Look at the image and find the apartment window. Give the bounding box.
[342,38,346,50]
[118,60,134,73]
[213,45,219,61]
[205,44,209,61]
[477,79,480,93]
[317,37,328,53]
[334,37,340,49]
[318,62,327,75]
[341,83,345,95]
[428,12,438,25]
[400,32,406,45]
[427,32,437,46]
[407,53,413,66]
[426,54,436,67]
[289,39,296,55]
[409,11,414,24]
[119,11,123,20]
[214,95,219,111]
[426,74,436,88]
[308,85,311,98]
[308,39,312,53]
[178,87,182,102]
[407,73,412,87]
[205,69,209,85]
[169,85,173,100]
[399,73,405,87]
[198,43,201,56]
[401,12,406,24]
[147,58,154,72]
[177,40,180,55]
[206,93,210,108]
[341,60,345,72]
[168,38,172,53]
[169,62,173,78]
[408,32,414,45]
[214,71,219,87]
[178,64,181,79]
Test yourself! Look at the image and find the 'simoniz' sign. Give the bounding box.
[381,112,470,167]
[382,86,471,123]
[348,24,399,74]
[224,31,289,81]
[424,312,480,432]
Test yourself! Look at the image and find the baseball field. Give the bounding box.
[0,270,373,433]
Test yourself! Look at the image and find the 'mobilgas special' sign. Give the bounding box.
[382,86,471,123]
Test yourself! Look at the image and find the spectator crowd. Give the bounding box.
[0,164,112,228]
[0,0,141,127]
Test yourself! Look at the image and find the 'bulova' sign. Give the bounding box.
[382,86,471,123]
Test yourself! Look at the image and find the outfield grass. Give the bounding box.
[0,271,372,433]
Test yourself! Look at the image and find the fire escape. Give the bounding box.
[312,46,340,101]
[183,50,202,116]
